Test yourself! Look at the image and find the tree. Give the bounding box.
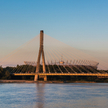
[0,67,3,79]
[2,71,11,79]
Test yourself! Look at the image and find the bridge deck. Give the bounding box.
[12,73,108,77]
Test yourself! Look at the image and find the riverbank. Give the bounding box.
[0,80,65,83]
[0,80,97,83]
[0,80,35,83]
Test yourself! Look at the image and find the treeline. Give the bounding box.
[0,66,12,79]
[0,65,108,82]
[47,76,108,82]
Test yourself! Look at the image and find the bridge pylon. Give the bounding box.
[34,30,46,81]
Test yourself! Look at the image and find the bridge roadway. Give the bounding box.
[13,72,108,77]
[12,72,108,81]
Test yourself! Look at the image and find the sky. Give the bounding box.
[0,0,108,65]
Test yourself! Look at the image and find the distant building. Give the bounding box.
[24,59,99,69]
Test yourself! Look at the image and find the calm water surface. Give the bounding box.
[0,83,108,108]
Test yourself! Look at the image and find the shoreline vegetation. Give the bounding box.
[0,80,96,83]
[0,79,108,83]
[0,65,108,83]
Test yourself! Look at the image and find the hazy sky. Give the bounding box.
[0,0,108,64]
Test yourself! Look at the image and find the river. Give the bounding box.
[0,83,108,108]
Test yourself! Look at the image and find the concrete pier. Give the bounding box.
[44,75,47,81]
[34,74,38,81]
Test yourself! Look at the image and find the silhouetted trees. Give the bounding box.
[0,65,108,82]
[0,66,11,79]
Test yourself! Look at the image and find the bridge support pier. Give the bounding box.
[34,74,38,81]
[44,75,47,81]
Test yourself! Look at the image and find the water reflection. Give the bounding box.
[36,83,45,108]
[0,83,108,108]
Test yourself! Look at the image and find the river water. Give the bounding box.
[0,83,108,108]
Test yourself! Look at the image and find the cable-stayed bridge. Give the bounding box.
[0,30,108,81]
